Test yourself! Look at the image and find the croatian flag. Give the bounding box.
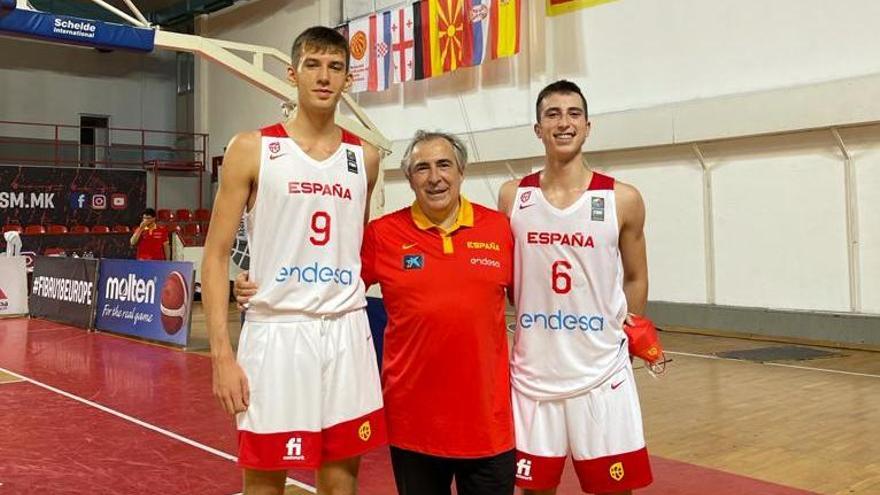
[469,0,490,66]
[390,4,416,84]
[368,11,393,91]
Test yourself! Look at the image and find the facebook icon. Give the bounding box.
[70,192,88,209]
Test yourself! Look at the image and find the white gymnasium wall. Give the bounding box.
[589,147,708,305]
[843,126,880,314]
[702,133,849,312]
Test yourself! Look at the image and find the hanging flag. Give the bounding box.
[468,0,491,66]
[425,0,473,76]
[490,0,521,59]
[368,11,393,91]
[348,16,370,93]
[390,4,417,84]
[416,0,430,79]
[546,0,618,17]
[334,23,349,42]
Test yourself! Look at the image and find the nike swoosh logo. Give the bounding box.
[401,243,418,250]
[611,379,626,390]
[519,203,535,210]
[269,153,288,160]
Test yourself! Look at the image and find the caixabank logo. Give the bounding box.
[96,260,194,346]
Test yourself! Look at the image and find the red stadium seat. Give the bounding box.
[91,225,111,233]
[199,221,210,235]
[2,224,23,233]
[193,208,211,222]
[70,225,90,234]
[112,225,131,233]
[47,224,68,234]
[157,209,174,222]
[175,209,193,222]
[24,225,46,234]
[163,222,181,234]
[182,223,201,236]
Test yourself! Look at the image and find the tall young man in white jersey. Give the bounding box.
[201,27,384,495]
[497,80,653,495]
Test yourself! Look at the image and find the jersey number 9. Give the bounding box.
[310,211,331,246]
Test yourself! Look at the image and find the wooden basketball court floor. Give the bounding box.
[1,305,878,494]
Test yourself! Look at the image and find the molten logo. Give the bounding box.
[104,274,157,303]
[609,462,625,481]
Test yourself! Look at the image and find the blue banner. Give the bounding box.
[0,7,155,52]
[95,259,194,346]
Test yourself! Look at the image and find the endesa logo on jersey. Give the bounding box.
[527,231,594,248]
[276,262,354,286]
[288,182,352,200]
[520,309,605,332]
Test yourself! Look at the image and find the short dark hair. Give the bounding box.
[291,26,350,71]
[535,80,589,122]
[142,208,156,217]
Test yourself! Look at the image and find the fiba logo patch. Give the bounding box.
[520,191,531,203]
[516,458,533,480]
[284,437,304,461]
[269,141,281,154]
[609,461,625,481]
[160,271,189,335]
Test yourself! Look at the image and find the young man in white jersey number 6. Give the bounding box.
[498,80,653,494]
[201,27,385,495]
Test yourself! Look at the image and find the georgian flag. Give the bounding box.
[368,11,393,91]
[390,5,417,84]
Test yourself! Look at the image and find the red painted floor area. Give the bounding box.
[0,318,818,494]
[0,381,242,494]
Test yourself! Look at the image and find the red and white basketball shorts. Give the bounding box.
[236,309,387,470]
[512,363,653,493]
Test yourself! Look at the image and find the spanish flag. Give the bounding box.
[546,0,618,17]
[423,0,473,76]
[490,0,521,59]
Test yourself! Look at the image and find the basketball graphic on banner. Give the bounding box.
[160,271,189,334]
[350,30,367,60]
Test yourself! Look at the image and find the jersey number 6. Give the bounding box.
[309,211,331,246]
[552,260,572,294]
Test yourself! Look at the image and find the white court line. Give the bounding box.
[666,350,880,379]
[0,366,316,494]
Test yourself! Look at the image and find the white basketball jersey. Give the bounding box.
[245,123,367,319]
[510,171,629,399]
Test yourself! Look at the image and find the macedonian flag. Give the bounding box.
[546,0,618,17]
[423,0,473,76]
